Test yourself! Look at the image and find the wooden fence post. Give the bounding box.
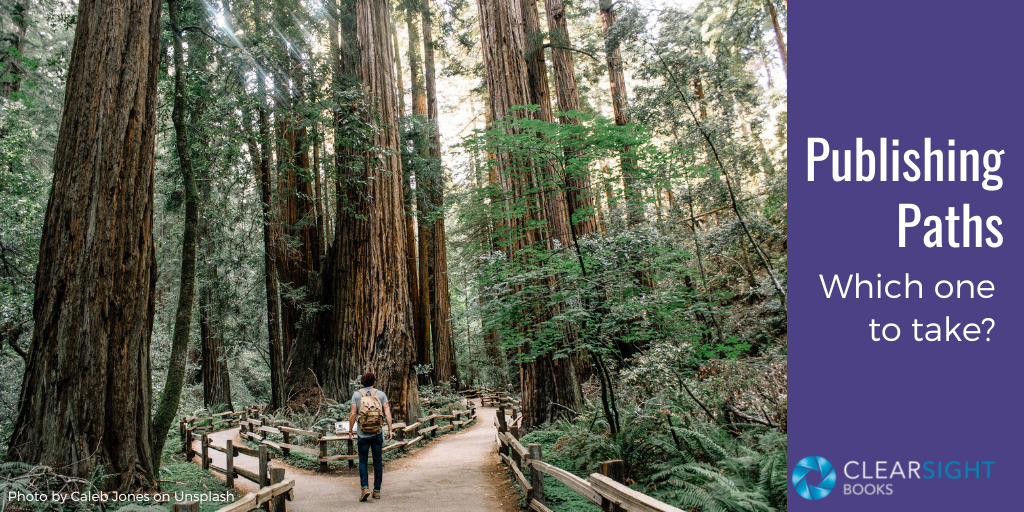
[529,444,545,505]
[599,460,626,512]
[496,407,508,456]
[270,467,287,512]
[281,427,291,457]
[319,435,328,472]
[347,436,355,468]
[510,437,521,469]
[172,502,199,512]
[225,440,235,489]
[184,426,193,460]
[201,434,210,470]
[258,444,269,488]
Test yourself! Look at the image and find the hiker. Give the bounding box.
[349,371,394,501]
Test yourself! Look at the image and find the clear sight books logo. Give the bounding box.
[791,455,995,500]
[792,456,837,500]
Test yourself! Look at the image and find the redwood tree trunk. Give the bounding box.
[477,0,581,427]
[199,267,233,411]
[407,7,432,371]
[273,8,321,369]
[521,0,570,247]
[599,0,644,225]
[248,0,286,412]
[291,0,421,421]
[544,0,598,236]
[422,2,456,385]
[256,102,285,411]
[275,101,321,367]
[6,0,161,491]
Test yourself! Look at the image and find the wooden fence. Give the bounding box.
[198,435,275,490]
[171,478,295,512]
[237,404,478,472]
[463,388,520,409]
[176,398,481,510]
[495,406,686,512]
[178,406,292,512]
[180,407,262,461]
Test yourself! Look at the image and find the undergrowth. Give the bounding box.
[519,405,786,512]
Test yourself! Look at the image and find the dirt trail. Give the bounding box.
[194,403,520,512]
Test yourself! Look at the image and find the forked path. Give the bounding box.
[195,404,520,512]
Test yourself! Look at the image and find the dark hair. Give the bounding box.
[361,372,375,387]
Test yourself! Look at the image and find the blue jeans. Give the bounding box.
[357,433,383,491]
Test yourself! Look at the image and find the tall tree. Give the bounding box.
[198,268,233,410]
[406,5,432,370]
[544,0,598,236]
[422,0,456,385]
[197,138,233,411]
[152,0,201,468]
[477,0,581,427]
[6,0,161,491]
[291,0,421,421]
[245,0,286,412]
[263,0,322,376]
[599,0,644,225]
[521,0,570,246]
[274,59,321,369]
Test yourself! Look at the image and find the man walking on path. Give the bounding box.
[349,371,394,501]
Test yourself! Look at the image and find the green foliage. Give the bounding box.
[521,405,786,512]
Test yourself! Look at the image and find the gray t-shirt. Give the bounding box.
[350,387,388,438]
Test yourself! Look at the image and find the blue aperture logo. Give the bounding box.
[792,456,837,500]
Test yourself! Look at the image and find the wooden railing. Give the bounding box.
[178,406,291,511]
[172,478,295,512]
[199,435,275,490]
[180,406,262,461]
[237,404,478,472]
[495,406,686,512]
[464,388,520,409]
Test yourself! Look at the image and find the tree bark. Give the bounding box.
[273,7,321,370]
[245,0,286,412]
[423,2,456,385]
[393,25,406,114]
[313,124,328,251]
[291,0,421,421]
[477,0,581,427]
[599,0,644,225]
[522,0,571,248]
[199,265,233,411]
[257,99,286,412]
[152,0,200,469]
[544,0,598,236]
[406,6,432,372]
[7,0,161,491]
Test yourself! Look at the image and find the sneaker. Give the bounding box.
[360,488,371,502]
[372,491,381,499]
